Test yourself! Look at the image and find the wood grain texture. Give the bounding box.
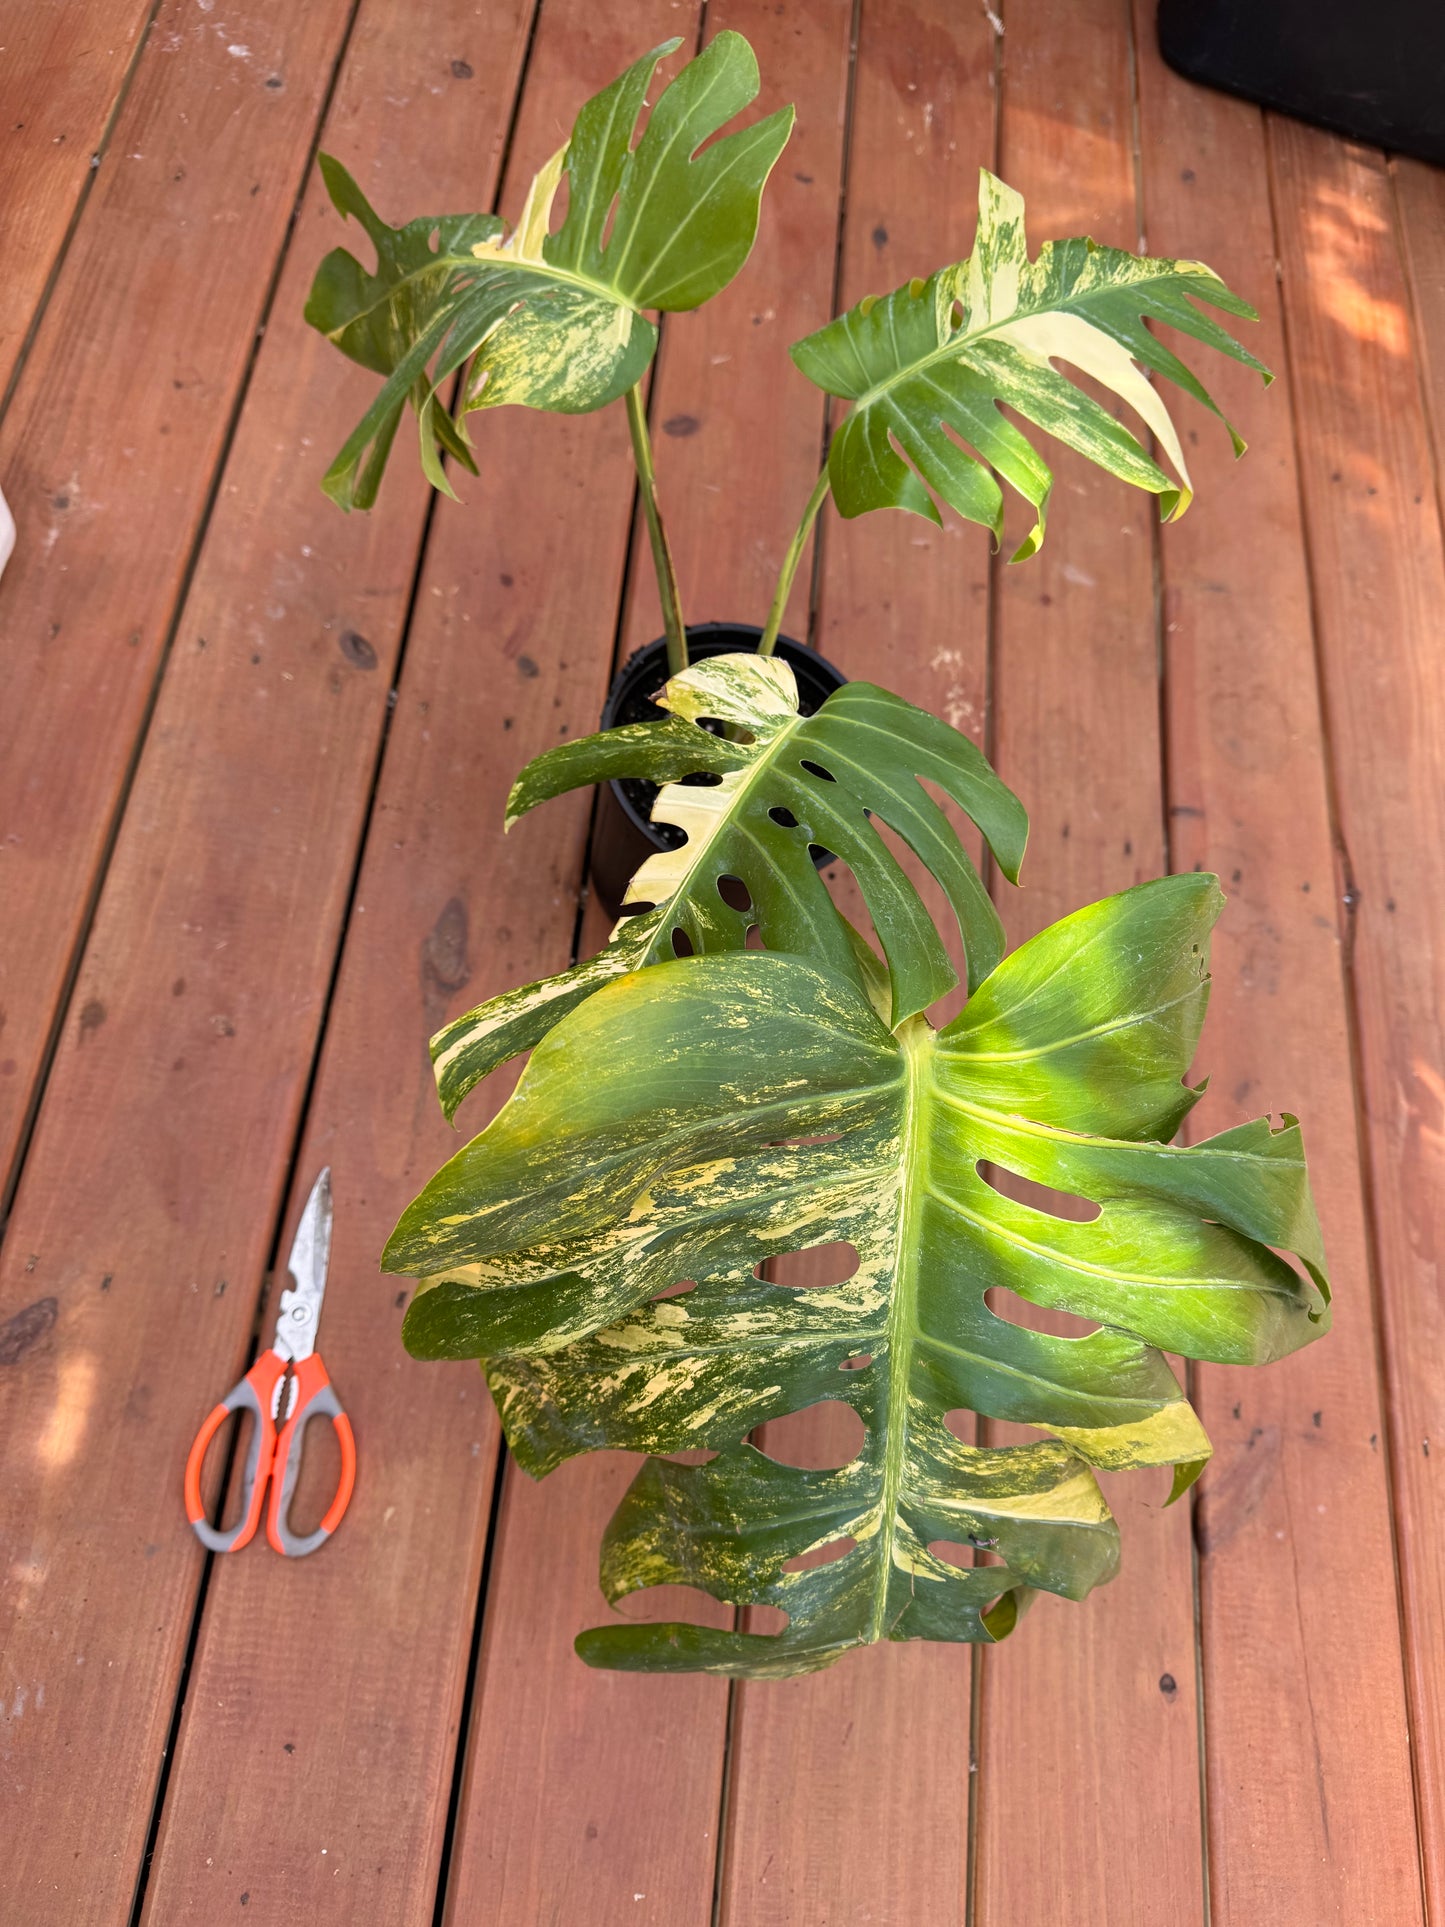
[130,6,541,1922]
[1396,157,1445,526]
[0,0,156,395]
[451,1441,732,1927]
[1269,114,1445,1917]
[972,3,1203,1922]
[0,2,531,1918]
[718,4,997,1918]
[1132,22,1424,1922]
[0,0,357,1194]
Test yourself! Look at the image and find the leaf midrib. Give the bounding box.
[845,269,1194,416]
[868,1019,930,1643]
[319,253,477,342]
[332,246,637,350]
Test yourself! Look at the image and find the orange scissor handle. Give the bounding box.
[184,1348,287,1553]
[265,1351,356,1557]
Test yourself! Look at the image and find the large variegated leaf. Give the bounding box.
[306,34,793,509]
[384,876,1330,1677]
[790,170,1270,559]
[430,653,1026,1119]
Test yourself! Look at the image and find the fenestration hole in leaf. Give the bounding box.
[976,1161,1102,1223]
[744,1604,790,1635]
[612,1582,729,1625]
[782,1533,858,1573]
[800,758,836,783]
[650,1278,697,1301]
[929,1537,998,1570]
[670,926,695,958]
[549,170,571,234]
[599,186,627,257]
[696,713,754,745]
[759,1240,860,1288]
[717,873,752,913]
[838,1351,872,1372]
[985,1285,1101,1338]
[980,1593,1017,1638]
[769,804,799,828]
[758,1398,866,1468]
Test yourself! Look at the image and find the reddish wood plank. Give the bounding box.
[718,4,998,1919]
[451,1445,732,1927]
[1269,115,1445,1916]
[441,7,858,1921]
[1396,159,1445,500]
[132,9,564,1926]
[0,0,156,396]
[0,3,536,1919]
[1132,24,1424,1921]
[0,0,357,1193]
[973,4,1203,1921]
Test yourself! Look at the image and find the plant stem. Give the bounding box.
[624,381,688,676]
[759,465,831,656]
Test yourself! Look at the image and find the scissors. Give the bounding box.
[184,1168,356,1557]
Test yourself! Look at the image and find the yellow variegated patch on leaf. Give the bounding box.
[385,875,1329,1677]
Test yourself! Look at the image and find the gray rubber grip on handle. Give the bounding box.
[192,1376,268,1553]
[271,1384,345,1558]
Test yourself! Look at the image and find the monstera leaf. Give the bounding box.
[429,653,1026,1119]
[790,171,1270,558]
[385,875,1330,1677]
[306,34,793,509]
[303,158,500,507]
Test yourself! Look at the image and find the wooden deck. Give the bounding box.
[2,1,1442,1920]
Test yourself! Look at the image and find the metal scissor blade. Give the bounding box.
[273,1167,333,1363]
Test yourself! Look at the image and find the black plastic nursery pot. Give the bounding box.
[589,621,847,919]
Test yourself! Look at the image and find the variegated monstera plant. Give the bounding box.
[307,36,1329,1676]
